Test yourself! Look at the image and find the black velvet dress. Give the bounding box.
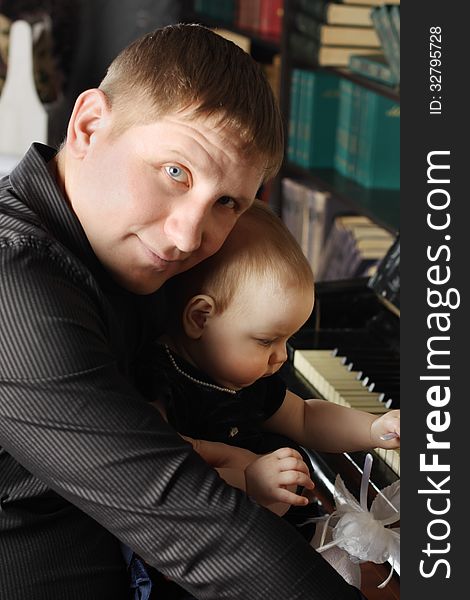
[138,343,321,599]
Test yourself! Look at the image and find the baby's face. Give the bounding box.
[195,279,314,390]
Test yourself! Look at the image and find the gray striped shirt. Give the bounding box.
[0,144,363,600]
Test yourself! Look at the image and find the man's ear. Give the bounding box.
[183,295,216,339]
[66,89,111,158]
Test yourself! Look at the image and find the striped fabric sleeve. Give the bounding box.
[0,239,363,600]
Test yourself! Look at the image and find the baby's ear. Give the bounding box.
[183,295,216,339]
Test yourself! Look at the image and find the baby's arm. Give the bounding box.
[263,390,400,453]
[183,436,313,515]
[182,435,256,470]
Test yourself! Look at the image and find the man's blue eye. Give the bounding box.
[165,165,187,182]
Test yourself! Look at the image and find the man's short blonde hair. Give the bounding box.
[167,200,314,322]
[99,23,283,181]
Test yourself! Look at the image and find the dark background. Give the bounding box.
[401,2,465,597]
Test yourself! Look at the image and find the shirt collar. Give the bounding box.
[9,142,108,283]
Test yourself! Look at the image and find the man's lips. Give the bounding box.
[139,239,186,268]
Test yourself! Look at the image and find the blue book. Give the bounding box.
[371,5,400,84]
[349,53,396,87]
[301,70,340,168]
[347,82,363,180]
[287,69,302,163]
[356,89,400,189]
[334,78,354,177]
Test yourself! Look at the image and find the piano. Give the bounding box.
[279,236,400,594]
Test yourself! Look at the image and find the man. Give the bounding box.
[0,24,366,599]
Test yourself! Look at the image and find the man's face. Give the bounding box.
[66,107,264,294]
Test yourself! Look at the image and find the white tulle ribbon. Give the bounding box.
[315,453,400,588]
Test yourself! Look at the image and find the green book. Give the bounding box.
[334,78,354,177]
[371,5,400,84]
[356,89,400,189]
[287,69,302,164]
[347,82,363,179]
[390,4,400,41]
[295,70,309,166]
[303,70,340,168]
[349,53,396,87]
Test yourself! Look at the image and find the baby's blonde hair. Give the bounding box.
[167,200,314,325]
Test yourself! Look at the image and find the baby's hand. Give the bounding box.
[244,447,314,510]
[370,409,400,448]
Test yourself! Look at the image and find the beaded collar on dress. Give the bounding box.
[164,344,237,395]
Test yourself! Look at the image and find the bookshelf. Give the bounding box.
[274,0,399,233]
[186,0,400,265]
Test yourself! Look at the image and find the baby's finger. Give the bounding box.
[278,456,310,476]
[278,469,315,490]
[272,447,303,461]
[273,487,310,507]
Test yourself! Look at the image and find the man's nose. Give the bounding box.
[164,201,210,253]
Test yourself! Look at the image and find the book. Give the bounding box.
[281,178,310,250]
[305,187,330,277]
[290,32,378,67]
[339,0,399,5]
[294,12,380,48]
[348,53,396,87]
[297,0,374,27]
[390,4,400,41]
[296,70,340,168]
[281,178,331,277]
[287,69,302,163]
[259,0,284,39]
[355,89,400,189]
[334,78,354,177]
[371,5,400,84]
[194,0,236,23]
[318,215,393,280]
[236,0,253,31]
[347,81,363,179]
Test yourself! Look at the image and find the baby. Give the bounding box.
[140,200,399,517]
[137,200,400,594]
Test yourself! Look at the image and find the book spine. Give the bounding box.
[334,78,354,177]
[281,178,305,246]
[389,5,400,40]
[289,31,320,67]
[347,82,362,180]
[295,70,309,167]
[371,6,400,84]
[296,0,326,22]
[236,0,251,30]
[356,89,400,189]
[348,54,395,87]
[293,12,322,40]
[305,72,340,168]
[259,0,271,36]
[306,188,329,277]
[268,0,284,39]
[287,69,301,163]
